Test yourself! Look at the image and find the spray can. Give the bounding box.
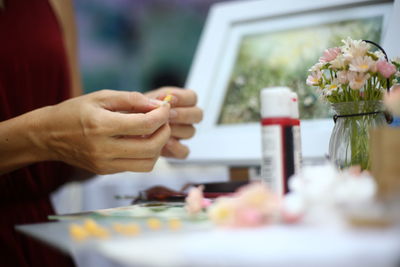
[260,87,294,195]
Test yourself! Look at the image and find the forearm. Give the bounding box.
[0,107,52,175]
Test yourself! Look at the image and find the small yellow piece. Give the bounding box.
[147,218,162,230]
[162,94,173,104]
[83,219,98,232]
[168,218,182,231]
[69,223,89,241]
[113,223,141,236]
[83,219,110,239]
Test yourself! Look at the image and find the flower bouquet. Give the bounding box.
[306,37,400,170]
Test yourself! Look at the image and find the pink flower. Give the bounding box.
[319,47,341,63]
[208,182,280,227]
[377,60,397,78]
[236,182,280,213]
[234,207,264,227]
[384,84,400,116]
[185,186,210,215]
[306,71,322,86]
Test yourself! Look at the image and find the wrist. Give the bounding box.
[26,106,57,162]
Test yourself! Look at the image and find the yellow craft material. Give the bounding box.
[69,223,89,241]
[70,217,182,241]
[83,219,110,239]
[162,94,173,104]
[147,218,162,230]
[113,223,141,236]
[168,218,182,231]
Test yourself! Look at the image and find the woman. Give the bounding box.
[0,0,202,266]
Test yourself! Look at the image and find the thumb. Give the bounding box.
[95,90,164,113]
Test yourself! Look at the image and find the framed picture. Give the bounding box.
[180,0,400,165]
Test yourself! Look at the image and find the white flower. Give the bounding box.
[208,197,236,226]
[306,71,322,86]
[337,70,348,84]
[349,56,375,73]
[347,71,370,90]
[374,50,386,60]
[324,79,340,95]
[369,60,378,73]
[308,62,323,72]
[342,38,370,60]
[289,164,338,199]
[335,169,376,204]
[392,56,400,64]
[286,163,377,225]
[282,193,305,219]
[330,54,346,70]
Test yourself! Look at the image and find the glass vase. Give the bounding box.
[329,100,387,170]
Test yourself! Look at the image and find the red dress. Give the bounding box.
[0,0,75,266]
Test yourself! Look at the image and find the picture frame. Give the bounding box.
[180,0,400,166]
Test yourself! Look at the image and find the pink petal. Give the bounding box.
[377,60,397,78]
[201,198,212,208]
[235,208,264,227]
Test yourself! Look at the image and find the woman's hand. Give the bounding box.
[0,90,171,174]
[145,87,203,159]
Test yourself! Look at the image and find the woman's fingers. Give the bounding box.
[97,104,171,136]
[105,124,171,159]
[146,87,198,107]
[161,138,190,159]
[169,106,203,124]
[97,158,159,174]
[170,124,195,139]
[95,90,162,113]
[42,88,202,172]
[41,89,177,174]
[94,123,170,173]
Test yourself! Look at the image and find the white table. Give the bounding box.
[17,219,400,267]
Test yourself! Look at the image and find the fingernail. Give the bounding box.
[169,109,178,119]
[149,98,163,107]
